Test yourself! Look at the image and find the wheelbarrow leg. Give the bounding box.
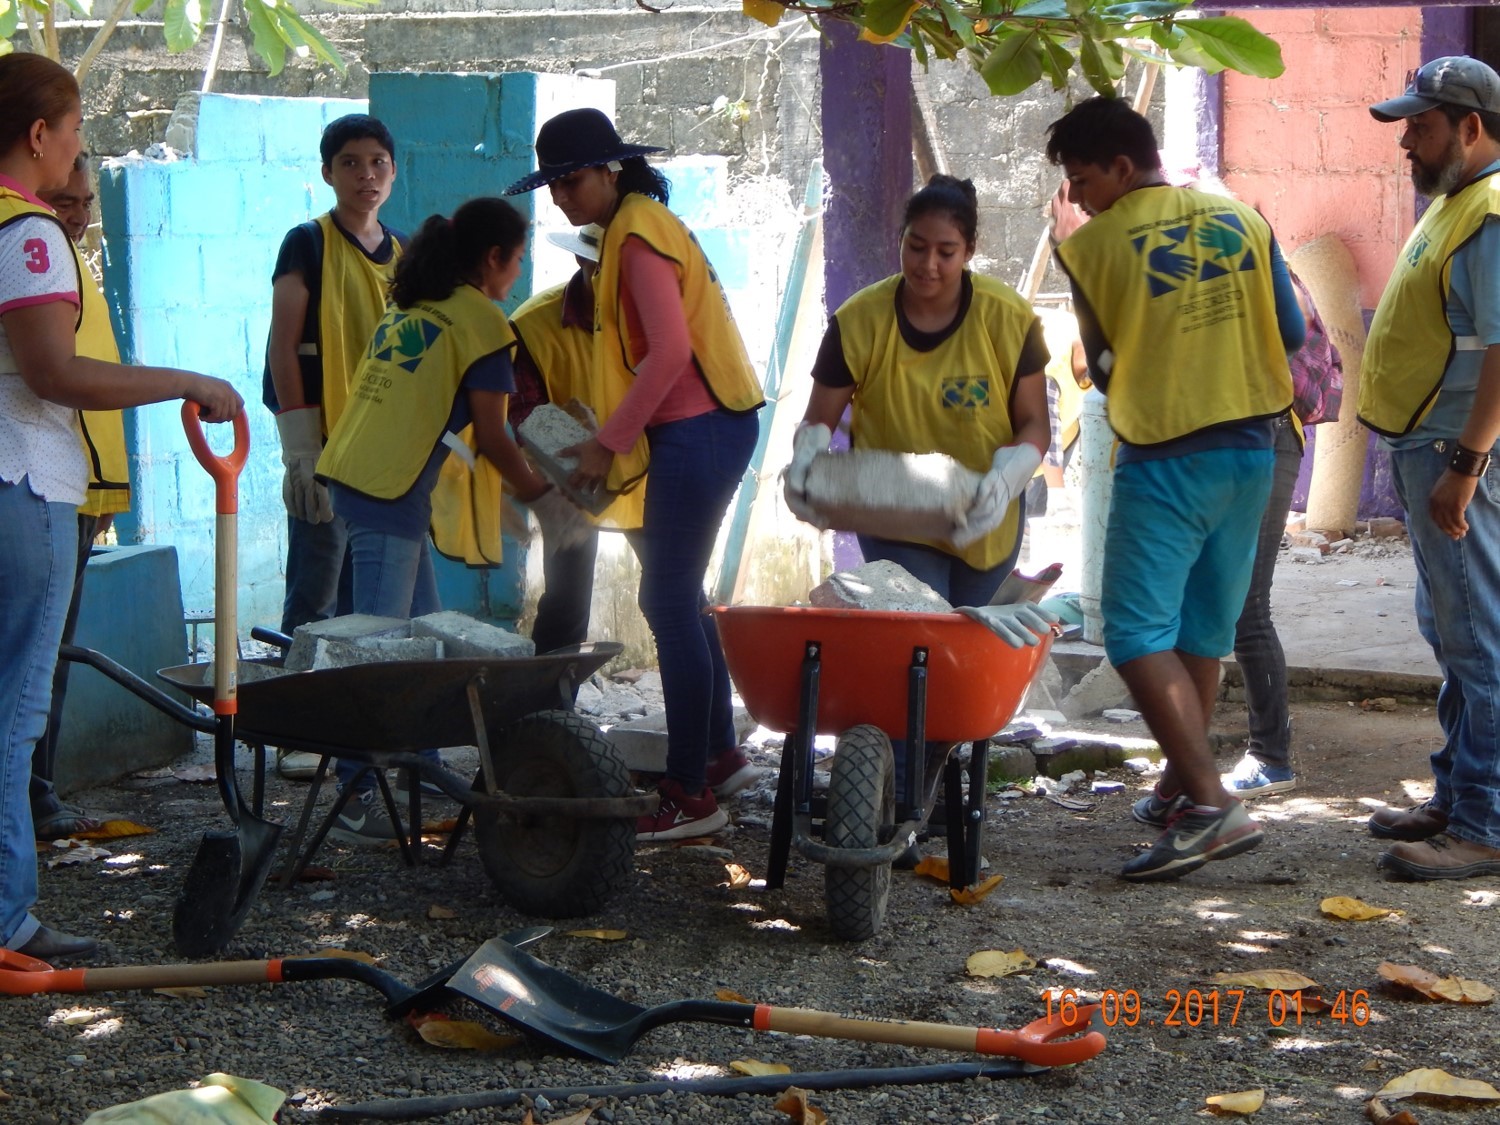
[944,739,989,890]
[249,739,268,818]
[373,770,417,867]
[275,753,334,887]
[768,641,821,891]
[902,647,929,819]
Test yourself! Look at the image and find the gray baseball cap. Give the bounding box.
[1370,55,1500,122]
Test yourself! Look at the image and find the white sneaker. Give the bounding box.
[276,749,321,781]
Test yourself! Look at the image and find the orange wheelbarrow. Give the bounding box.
[715,606,1054,940]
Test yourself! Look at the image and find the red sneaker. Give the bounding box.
[637,778,729,841]
[705,747,758,799]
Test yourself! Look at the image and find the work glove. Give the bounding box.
[528,487,595,555]
[955,602,1061,648]
[275,406,333,524]
[951,443,1043,549]
[783,421,832,529]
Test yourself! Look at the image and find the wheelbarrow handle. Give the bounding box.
[181,401,249,516]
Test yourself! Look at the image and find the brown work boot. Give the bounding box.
[1367,799,1447,841]
[1378,833,1500,880]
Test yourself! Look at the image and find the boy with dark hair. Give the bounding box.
[1046,97,1305,882]
[264,113,405,798]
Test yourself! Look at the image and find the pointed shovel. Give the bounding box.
[170,403,284,957]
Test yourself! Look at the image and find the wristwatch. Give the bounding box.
[1449,443,1492,477]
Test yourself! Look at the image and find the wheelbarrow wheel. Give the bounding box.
[472,710,635,917]
[823,724,895,941]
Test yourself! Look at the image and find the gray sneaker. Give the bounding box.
[1131,786,1190,829]
[1121,799,1264,882]
[328,788,401,847]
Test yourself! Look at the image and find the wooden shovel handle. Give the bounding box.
[0,955,285,996]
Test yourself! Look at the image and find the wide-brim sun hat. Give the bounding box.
[545,224,604,262]
[504,108,664,195]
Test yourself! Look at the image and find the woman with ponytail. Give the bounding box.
[315,196,550,843]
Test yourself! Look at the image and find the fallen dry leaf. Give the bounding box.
[172,764,217,783]
[1377,1068,1500,1103]
[1210,969,1320,991]
[427,904,457,920]
[152,986,209,999]
[292,865,335,882]
[548,1110,594,1125]
[670,836,718,848]
[46,844,110,867]
[1206,1088,1265,1115]
[730,1059,792,1076]
[1365,1096,1420,1124]
[1377,962,1495,1004]
[716,988,753,1003]
[774,1086,828,1124]
[950,874,1003,904]
[291,948,380,964]
[913,856,949,882]
[413,1017,522,1051]
[1322,895,1401,920]
[565,928,628,941]
[421,818,458,834]
[966,949,1036,978]
[72,820,155,840]
[723,863,753,888]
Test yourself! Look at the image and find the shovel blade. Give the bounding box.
[172,815,283,958]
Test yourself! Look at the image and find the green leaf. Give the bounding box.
[0,0,18,38]
[131,0,157,14]
[1012,0,1068,18]
[1178,15,1284,78]
[909,23,930,65]
[273,5,346,74]
[162,0,206,52]
[1168,34,1224,74]
[1077,35,1118,96]
[58,0,92,18]
[979,29,1044,96]
[1102,0,1186,17]
[243,0,287,75]
[936,0,977,47]
[1038,36,1074,88]
[1121,42,1172,67]
[1148,21,1184,49]
[863,0,919,39]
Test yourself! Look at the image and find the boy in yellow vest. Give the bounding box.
[1360,57,1500,880]
[264,114,403,780]
[1046,98,1305,882]
[30,152,127,840]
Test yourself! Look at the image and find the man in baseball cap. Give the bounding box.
[1357,56,1500,881]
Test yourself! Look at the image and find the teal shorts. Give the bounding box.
[1101,447,1275,667]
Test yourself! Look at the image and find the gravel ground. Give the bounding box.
[6,685,1499,1124]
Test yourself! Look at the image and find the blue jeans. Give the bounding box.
[339,525,442,790]
[0,479,78,947]
[1391,441,1500,850]
[633,409,758,792]
[532,530,600,654]
[1232,418,1302,771]
[280,513,353,634]
[856,532,1019,607]
[31,512,99,815]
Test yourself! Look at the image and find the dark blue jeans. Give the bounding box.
[632,409,758,792]
[532,530,601,654]
[280,513,353,634]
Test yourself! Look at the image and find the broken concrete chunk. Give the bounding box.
[809,559,953,614]
[311,635,444,671]
[411,610,536,659]
[286,614,412,672]
[803,449,981,542]
[516,403,613,516]
[1059,660,1133,720]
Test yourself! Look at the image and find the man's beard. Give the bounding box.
[1410,137,1466,197]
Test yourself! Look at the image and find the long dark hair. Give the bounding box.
[903,174,980,251]
[0,54,80,157]
[615,156,671,206]
[390,197,528,308]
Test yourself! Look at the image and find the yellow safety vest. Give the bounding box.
[512,278,645,531]
[1360,171,1500,437]
[835,273,1038,571]
[591,193,764,493]
[0,188,129,516]
[315,212,401,436]
[318,285,516,564]
[1056,186,1292,446]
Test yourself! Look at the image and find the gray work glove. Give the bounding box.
[955,602,1060,647]
[951,443,1042,549]
[783,421,832,529]
[528,487,595,555]
[275,406,333,524]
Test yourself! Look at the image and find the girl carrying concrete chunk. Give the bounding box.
[786,175,1053,614]
[504,108,766,843]
[315,196,552,844]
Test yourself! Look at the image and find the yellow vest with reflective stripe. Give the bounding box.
[1360,172,1500,437]
[836,273,1037,571]
[1056,186,1292,446]
[591,193,764,493]
[512,279,645,531]
[315,212,401,436]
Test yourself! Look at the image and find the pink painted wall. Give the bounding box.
[1223,8,1424,309]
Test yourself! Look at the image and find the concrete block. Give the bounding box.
[286,614,412,671]
[373,73,501,148]
[168,164,244,236]
[1368,516,1406,539]
[56,546,192,794]
[608,707,757,774]
[1060,660,1132,720]
[410,611,535,659]
[310,635,444,670]
[804,449,980,542]
[809,560,953,613]
[517,404,611,514]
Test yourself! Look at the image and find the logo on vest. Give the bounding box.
[942,376,991,409]
[1133,212,1259,298]
[369,311,443,374]
[1404,231,1431,269]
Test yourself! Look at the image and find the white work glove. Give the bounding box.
[528,487,595,556]
[955,602,1060,648]
[783,421,832,529]
[951,443,1043,549]
[275,407,333,524]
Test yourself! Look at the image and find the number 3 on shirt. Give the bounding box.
[23,238,51,274]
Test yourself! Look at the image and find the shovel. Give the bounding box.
[447,939,1106,1066]
[170,403,285,958]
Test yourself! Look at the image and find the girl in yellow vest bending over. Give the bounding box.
[505,108,765,842]
[787,175,1052,607]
